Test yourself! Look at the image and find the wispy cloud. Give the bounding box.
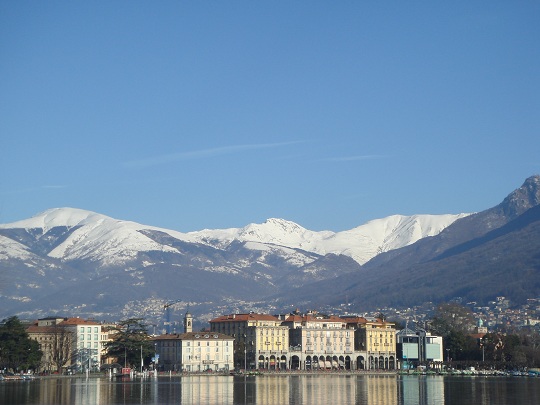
[0,185,68,196]
[124,141,304,169]
[319,154,389,163]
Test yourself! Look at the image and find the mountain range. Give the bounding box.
[278,175,540,310]
[0,175,539,322]
[0,203,465,321]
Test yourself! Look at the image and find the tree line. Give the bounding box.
[427,303,540,368]
[0,316,154,374]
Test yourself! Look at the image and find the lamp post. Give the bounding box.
[482,344,485,362]
[244,348,247,371]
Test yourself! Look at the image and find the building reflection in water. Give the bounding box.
[3,374,448,405]
[397,375,444,405]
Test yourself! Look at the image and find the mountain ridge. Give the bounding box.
[276,175,540,310]
[0,207,467,320]
[0,208,467,266]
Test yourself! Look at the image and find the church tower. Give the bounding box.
[184,310,193,333]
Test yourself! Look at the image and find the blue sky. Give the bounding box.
[1,2,539,232]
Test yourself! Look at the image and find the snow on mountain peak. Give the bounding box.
[0,207,110,232]
[184,213,469,264]
[0,207,185,265]
[0,207,470,266]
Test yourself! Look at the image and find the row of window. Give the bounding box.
[79,334,99,341]
[79,326,99,333]
[306,331,351,338]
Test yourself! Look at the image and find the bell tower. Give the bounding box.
[184,309,193,333]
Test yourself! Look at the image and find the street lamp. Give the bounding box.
[446,348,450,363]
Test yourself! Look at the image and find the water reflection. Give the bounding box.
[1,374,539,405]
[398,376,444,405]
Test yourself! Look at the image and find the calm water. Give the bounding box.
[1,374,540,405]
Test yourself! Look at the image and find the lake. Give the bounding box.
[1,373,540,404]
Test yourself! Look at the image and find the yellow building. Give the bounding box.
[344,316,396,370]
[209,313,289,370]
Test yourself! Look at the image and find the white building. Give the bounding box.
[154,311,234,372]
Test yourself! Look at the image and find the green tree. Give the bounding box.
[429,303,475,336]
[0,316,42,372]
[428,303,478,362]
[104,318,154,370]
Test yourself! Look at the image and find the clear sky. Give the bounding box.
[1,2,539,232]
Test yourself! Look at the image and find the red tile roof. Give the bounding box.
[59,317,100,326]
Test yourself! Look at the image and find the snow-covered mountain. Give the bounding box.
[0,208,468,266]
[0,207,468,319]
[186,214,469,265]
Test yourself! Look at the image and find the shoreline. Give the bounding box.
[24,369,527,380]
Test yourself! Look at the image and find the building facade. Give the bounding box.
[396,327,443,369]
[154,312,234,372]
[284,311,357,370]
[343,316,397,370]
[60,318,105,372]
[210,313,289,370]
[153,332,234,372]
[27,317,75,373]
[27,317,110,373]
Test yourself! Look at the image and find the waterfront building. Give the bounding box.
[343,316,397,370]
[154,312,234,372]
[60,318,104,372]
[210,313,289,370]
[153,332,234,372]
[284,310,356,370]
[396,327,443,368]
[27,317,108,373]
[27,318,75,373]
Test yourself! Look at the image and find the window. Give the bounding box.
[87,335,91,341]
